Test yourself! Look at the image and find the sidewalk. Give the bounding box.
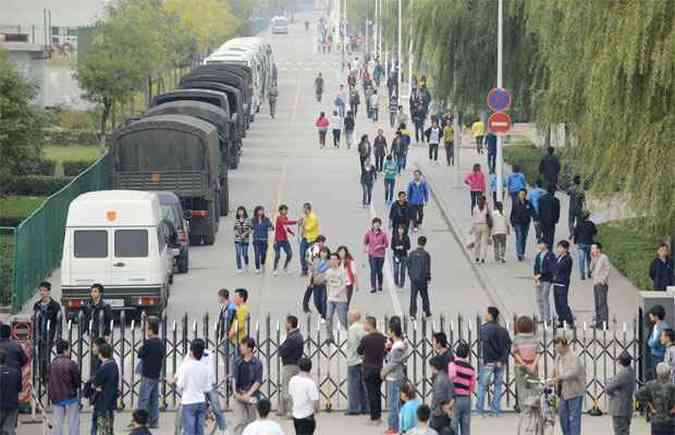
[17,409,650,434]
[408,134,640,325]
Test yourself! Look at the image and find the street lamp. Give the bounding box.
[496,0,504,200]
[397,0,401,98]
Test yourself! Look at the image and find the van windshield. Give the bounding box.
[74,230,108,258]
[114,230,149,257]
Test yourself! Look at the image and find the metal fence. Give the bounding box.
[30,311,645,414]
[7,154,111,312]
[0,227,15,306]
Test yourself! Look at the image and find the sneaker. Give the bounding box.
[273,270,278,276]
[370,289,377,294]
[255,268,261,275]
[481,259,485,264]
[320,318,326,324]
[283,268,291,274]
[235,268,242,274]
[378,288,383,292]
[475,258,480,264]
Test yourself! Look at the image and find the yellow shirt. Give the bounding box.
[443,126,454,144]
[303,212,320,243]
[229,304,249,345]
[472,121,485,137]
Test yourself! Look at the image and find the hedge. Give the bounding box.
[45,128,98,146]
[502,145,543,185]
[3,176,73,196]
[63,160,96,177]
[18,159,56,176]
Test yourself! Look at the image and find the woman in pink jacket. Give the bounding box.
[363,217,389,293]
[315,111,330,148]
[464,163,486,215]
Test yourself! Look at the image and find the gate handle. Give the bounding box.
[113,262,125,267]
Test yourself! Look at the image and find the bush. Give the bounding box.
[63,160,96,176]
[45,128,98,146]
[16,159,56,176]
[3,176,72,196]
[502,145,543,185]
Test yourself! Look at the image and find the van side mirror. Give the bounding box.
[183,210,193,220]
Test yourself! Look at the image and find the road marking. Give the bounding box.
[291,75,301,122]
[368,204,404,317]
[266,158,289,269]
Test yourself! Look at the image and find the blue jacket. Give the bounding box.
[528,187,546,215]
[406,180,429,205]
[507,172,528,194]
[94,359,119,412]
[251,217,273,241]
[649,321,671,358]
[399,398,422,433]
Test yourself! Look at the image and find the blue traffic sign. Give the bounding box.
[486,87,512,112]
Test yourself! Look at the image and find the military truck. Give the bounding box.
[111,115,222,245]
[144,100,231,214]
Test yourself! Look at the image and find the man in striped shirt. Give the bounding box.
[448,342,476,435]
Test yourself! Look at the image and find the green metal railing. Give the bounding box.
[6,154,111,313]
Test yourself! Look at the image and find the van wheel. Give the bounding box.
[177,251,189,273]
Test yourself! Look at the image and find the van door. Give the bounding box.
[69,228,112,286]
[111,228,153,300]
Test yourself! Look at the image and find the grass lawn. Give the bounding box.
[44,144,100,162]
[0,196,46,222]
[597,218,659,290]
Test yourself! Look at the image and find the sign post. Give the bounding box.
[487,112,512,135]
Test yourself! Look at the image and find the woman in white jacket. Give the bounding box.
[491,201,510,263]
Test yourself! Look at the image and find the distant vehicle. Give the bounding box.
[156,191,190,274]
[61,190,177,318]
[271,16,289,34]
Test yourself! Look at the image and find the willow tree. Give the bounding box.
[524,0,675,235]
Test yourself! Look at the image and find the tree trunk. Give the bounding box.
[100,99,111,139]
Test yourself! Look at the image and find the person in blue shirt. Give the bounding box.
[398,383,422,433]
[250,206,274,274]
[406,170,430,232]
[527,179,547,242]
[507,164,528,205]
[648,305,671,380]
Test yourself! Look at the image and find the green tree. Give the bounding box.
[0,50,47,194]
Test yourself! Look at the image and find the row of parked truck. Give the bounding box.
[60,37,275,318]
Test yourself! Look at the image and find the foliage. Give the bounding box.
[44,145,100,163]
[45,128,99,146]
[2,176,72,197]
[0,50,48,195]
[20,159,56,177]
[63,160,97,177]
[502,145,542,186]
[47,107,99,131]
[0,196,46,227]
[163,0,237,54]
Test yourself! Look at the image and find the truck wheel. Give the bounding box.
[220,181,229,216]
[177,250,189,273]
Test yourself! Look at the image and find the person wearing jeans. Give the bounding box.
[510,189,532,261]
[250,206,273,273]
[357,317,387,424]
[299,204,320,276]
[273,205,298,274]
[552,336,585,435]
[475,307,512,417]
[361,160,377,207]
[363,218,389,293]
[233,206,251,272]
[464,164,486,215]
[381,317,407,434]
[325,254,349,342]
[406,170,430,232]
[449,342,476,435]
[391,225,411,288]
[135,318,164,429]
[383,155,397,204]
[407,236,432,319]
[533,241,556,322]
[572,211,597,280]
[176,339,210,435]
[346,311,368,415]
[48,340,81,435]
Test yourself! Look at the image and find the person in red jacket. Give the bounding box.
[273,204,298,275]
[315,112,330,149]
[363,217,389,293]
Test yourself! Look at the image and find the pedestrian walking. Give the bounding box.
[134,317,164,429]
[590,242,610,328]
[48,340,81,435]
[346,310,368,416]
[358,316,387,425]
[82,283,113,339]
[299,203,320,276]
[397,125,412,172]
[406,170,430,232]
[471,119,485,153]
[506,165,528,206]
[528,180,546,242]
[389,191,413,237]
[606,351,635,435]
[32,281,61,383]
[92,343,119,435]
[228,289,250,363]
[335,84,346,118]
[510,189,533,261]
[490,201,510,263]
[488,172,506,206]
[464,164,486,214]
[647,305,670,380]
[360,159,377,206]
[383,155,398,204]
[382,317,407,434]
[552,336,585,435]
[358,134,372,172]
[344,110,355,149]
[392,224,411,289]
[538,147,561,192]
[389,95,399,128]
[349,90,360,117]
[331,110,343,147]
[315,112,329,148]
[232,338,263,435]
[363,217,389,293]
[572,210,596,280]
[475,307,511,417]
[273,205,298,275]
[637,362,675,435]
[412,102,425,144]
[650,242,674,291]
[512,317,541,411]
[429,356,454,434]
[533,241,556,322]
[470,196,491,264]
[538,186,561,248]
[552,240,574,327]
[407,405,439,435]
[250,206,273,274]
[302,247,330,320]
[289,358,319,435]
[369,89,379,122]
[396,105,408,129]
[277,315,303,418]
[399,383,423,434]
[485,132,497,173]
[242,399,284,435]
[443,121,454,166]
[173,339,210,435]
[337,246,358,304]
[0,349,22,435]
[448,341,475,435]
[424,120,442,163]
[234,206,251,273]
[373,129,388,172]
[566,175,585,238]
[407,236,432,319]
[325,253,349,341]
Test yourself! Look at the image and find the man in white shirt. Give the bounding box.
[242,398,284,435]
[288,358,320,435]
[175,339,211,435]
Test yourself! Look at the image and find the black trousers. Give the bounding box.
[410,280,431,318]
[430,414,453,435]
[411,204,424,228]
[541,222,556,247]
[363,367,382,421]
[488,150,496,173]
[470,191,482,214]
[553,283,574,326]
[375,153,385,171]
[293,415,316,435]
[429,143,439,161]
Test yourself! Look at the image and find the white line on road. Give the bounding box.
[368,204,404,317]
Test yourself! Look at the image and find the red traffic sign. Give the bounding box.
[486,87,512,112]
[487,112,512,135]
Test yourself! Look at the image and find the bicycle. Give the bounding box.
[517,378,559,435]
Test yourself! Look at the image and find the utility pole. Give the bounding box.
[407,0,413,99]
[341,0,345,70]
[496,0,504,201]
[397,0,402,99]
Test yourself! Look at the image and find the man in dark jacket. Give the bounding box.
[407,236,432,319]
[606,351,635,435]
[650,242,674,291]
[0,349,22,435]
[475,306,512,417]
[538,186,561,248]
[538,147,561,191]
[485,132,497,174]
[277,315,304,418]
[82,283,113,338]
[373,129,388,172]
[553,240,575,327]
[33,281,61,383]
[572,211,597,280]
[135,317,164,429]
[534,241,557,322]
[93,342,119,435]
[357,316,387,424]
[0,324,28,371]
[389,191,413,237]
[49,340,81,435]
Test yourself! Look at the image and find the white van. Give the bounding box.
[271,16,289,34]
[60,190,176,318]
